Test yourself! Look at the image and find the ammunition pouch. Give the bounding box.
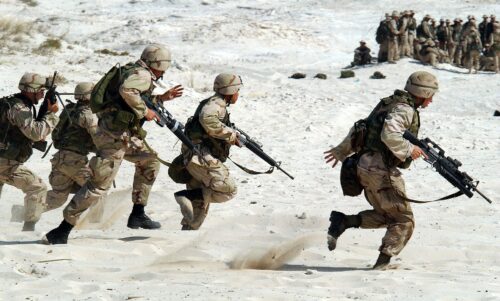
[0,142,32,163]
[111,110,136,131]
[340,153,363,197]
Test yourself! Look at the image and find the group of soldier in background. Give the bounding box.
[0,44,244,244]
[374,11,500,73]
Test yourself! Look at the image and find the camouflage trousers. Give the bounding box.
[46,150,91,211]
[467,50,481,72]
[180,154,237,230]
[357,167,414,257]
[421,52,438,66]
[63,127,160,225]
[378,40,388,62]
[408,33,415,56]
[0,158,46,223]
[494,52,500,73]
[388,38,399,62]
[399,33,411,57]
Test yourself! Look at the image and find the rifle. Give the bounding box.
[231,125,294,180]
[403,130,492,204]
[33,71,71,153]
[143,97,202,158]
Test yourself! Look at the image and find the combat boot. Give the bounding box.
[42,220,73,245]
[327,211,361,251]
[22,221,36,231]
[372,252,392,270]
[127,204,161,229]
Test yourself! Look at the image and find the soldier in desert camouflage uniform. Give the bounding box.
[173,73,243,230]
[0,73,59,231]
[489,22,500,73]
[419,39,439,66]
[387,11,402,63]
[44,44,184,244]
[464,30,483,73]
[407,10,417,57]
[44,82,98,211]
[324,71,439,270]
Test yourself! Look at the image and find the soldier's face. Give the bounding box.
[229,92,239,104]
[421,96,433,108]
[33,89,45,104]
[150,67,165,79]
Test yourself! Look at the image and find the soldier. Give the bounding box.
[407,10,418,57]
[486,15,496,42]
[350,40,372,67]
[452,18,464,65]
[324,71,439,270]
[418,14,434,40]
[489,22,500,73]
[436,18,449,50]
[44,82,98,212]
[479,15,489,45]
[398,11,411,57]
[43,44,184,244]
[387,11,401,63]
[419,39,439,66]
[430,18,438,39]
[173,73,243,230]
[376,13,391,63]
[464,31,483,73]
[414,37,426,61]
[0,73,59,231]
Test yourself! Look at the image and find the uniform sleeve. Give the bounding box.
[329,126,355,162]
[119,69,151,119]
[77,108,98,139]
[7,103,59,142]
[389,20,399,35]
[381,104,415,162]
[199,99,237,144]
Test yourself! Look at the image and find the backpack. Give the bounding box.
[375,22,389,44]
[90,63,135,113]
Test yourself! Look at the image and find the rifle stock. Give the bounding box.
[403,130,492,203]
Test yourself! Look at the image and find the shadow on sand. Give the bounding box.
[280,264,371,272]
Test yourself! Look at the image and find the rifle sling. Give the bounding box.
[228,157,274,175]
[401,190,464,203]
[143,139,171,167]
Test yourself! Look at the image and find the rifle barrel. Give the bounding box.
[475,188,493,204]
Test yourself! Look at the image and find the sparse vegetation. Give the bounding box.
[94,49,130,56]
[0,17,34,52]
[19,0,39,7]
[35,38,62,54]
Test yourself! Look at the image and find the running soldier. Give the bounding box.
[324,71,439,270]
[0,73,59,231]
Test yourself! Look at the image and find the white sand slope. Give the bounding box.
[0,0,499,300]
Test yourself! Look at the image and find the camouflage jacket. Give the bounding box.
[330,90,419,172]
[0,94,59,162]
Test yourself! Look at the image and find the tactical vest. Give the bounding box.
[52,102,96,156]
[184,96,232,162]
[101,63,153,133]
[0,95,35,163]
[362,90,420,169]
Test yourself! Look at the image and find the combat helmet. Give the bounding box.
[213,73,243,95]
[74,82,94,101]
[404,71,438,98]
[18,73,46,93]
[141,44,171,72]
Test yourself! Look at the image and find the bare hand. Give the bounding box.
[47,100,59,113]
[411,145,429,160]
[160,85,184,101]
[235,132,245,148]
[324,148,340,168]
[144,108,158,122]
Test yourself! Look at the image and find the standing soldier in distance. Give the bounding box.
[43,44,184,244]
[398,11,411,58]
[387,11,401,63]
[407,10,417,57]
[45,82,98,212]
[324,71,439,270]
[489,22,500,73]
[0,73,59,231]
[376,13,391,63]
[464,31,483,74]
[173,73,243,230]
[478,15,489,46]
[486,15,496,42]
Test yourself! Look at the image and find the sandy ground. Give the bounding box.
[0,0,499,300]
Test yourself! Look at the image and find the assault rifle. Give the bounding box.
[143,98,201,157]
[403,130,492,204]
[231,125,294,180]
[34,71,70,153]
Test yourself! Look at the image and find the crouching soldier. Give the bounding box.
[45,82,98,211]
[172,73,243,230]
[0,73,59,231]
[324,71,439,270]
